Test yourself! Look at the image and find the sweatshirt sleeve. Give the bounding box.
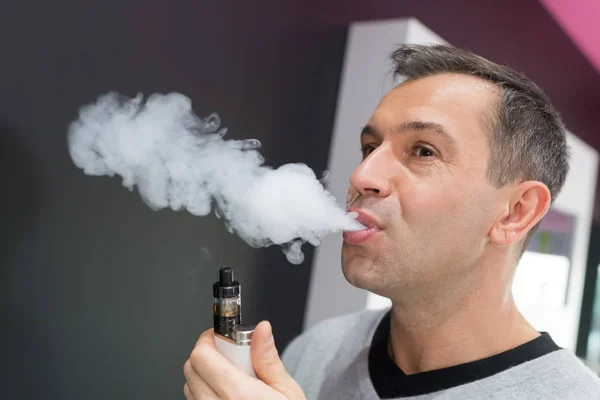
[281,330,312,378]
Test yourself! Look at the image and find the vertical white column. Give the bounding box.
[304,18,447,329]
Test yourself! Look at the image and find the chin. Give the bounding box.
[341,247,383,291]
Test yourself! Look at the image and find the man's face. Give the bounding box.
[341,73,503,299]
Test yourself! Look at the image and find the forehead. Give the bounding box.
[370,73,498,146]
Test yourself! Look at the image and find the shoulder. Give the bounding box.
[549,350,600,397]
[281,308,387,376]
[506,349,600,399]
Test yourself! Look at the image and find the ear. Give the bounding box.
[489,181,551,247]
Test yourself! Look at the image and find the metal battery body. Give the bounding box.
[212,267,257,377]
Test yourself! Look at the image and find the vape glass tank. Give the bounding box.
[213,267,241,338]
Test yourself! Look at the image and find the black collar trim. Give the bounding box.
[368,310,561,398]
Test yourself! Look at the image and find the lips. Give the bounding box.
[343,210,382,245]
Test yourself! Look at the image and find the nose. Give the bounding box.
[349,145,393,198]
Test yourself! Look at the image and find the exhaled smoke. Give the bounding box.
[67,92,364,264]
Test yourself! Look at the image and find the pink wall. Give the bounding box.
[541,0,600,74]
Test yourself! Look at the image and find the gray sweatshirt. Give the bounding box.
[281,308,600,399]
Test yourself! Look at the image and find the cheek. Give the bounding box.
[400,179,454,223]
[401,177,492,237]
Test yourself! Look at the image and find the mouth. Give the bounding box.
[343,209,382,245]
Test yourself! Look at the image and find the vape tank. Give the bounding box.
[213,267,256,377]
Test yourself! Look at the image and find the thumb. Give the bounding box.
[251,321,299,393]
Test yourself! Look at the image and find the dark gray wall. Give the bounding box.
[0,1,345,399]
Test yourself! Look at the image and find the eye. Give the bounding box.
[360,144,377,158]
[412,145,437,158]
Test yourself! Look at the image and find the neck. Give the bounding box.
[387,253,539,374]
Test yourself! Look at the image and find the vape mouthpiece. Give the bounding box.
[220,267,234,286]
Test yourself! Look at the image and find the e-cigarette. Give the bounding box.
[213,267,257,377]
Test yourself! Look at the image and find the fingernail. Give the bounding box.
[263,322,273,346]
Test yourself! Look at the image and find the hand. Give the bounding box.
[183,321,306,400]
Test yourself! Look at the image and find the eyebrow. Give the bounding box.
[360,121,457,146]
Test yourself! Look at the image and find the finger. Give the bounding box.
[183,382,193,400]
[186,379,220,400]
[184,359,219,399]
[190,330,254,398]
[195,328,215,348]
[251,321,302,397]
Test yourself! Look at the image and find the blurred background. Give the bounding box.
[1,0,600,398]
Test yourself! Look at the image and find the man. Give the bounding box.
[183,45,600,399]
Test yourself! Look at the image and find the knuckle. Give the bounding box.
[189,346,206,368]
[196,329,213,346]
[183,359,193,377]
[183,383,192,399]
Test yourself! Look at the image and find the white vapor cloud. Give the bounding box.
[67,92,364,264]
